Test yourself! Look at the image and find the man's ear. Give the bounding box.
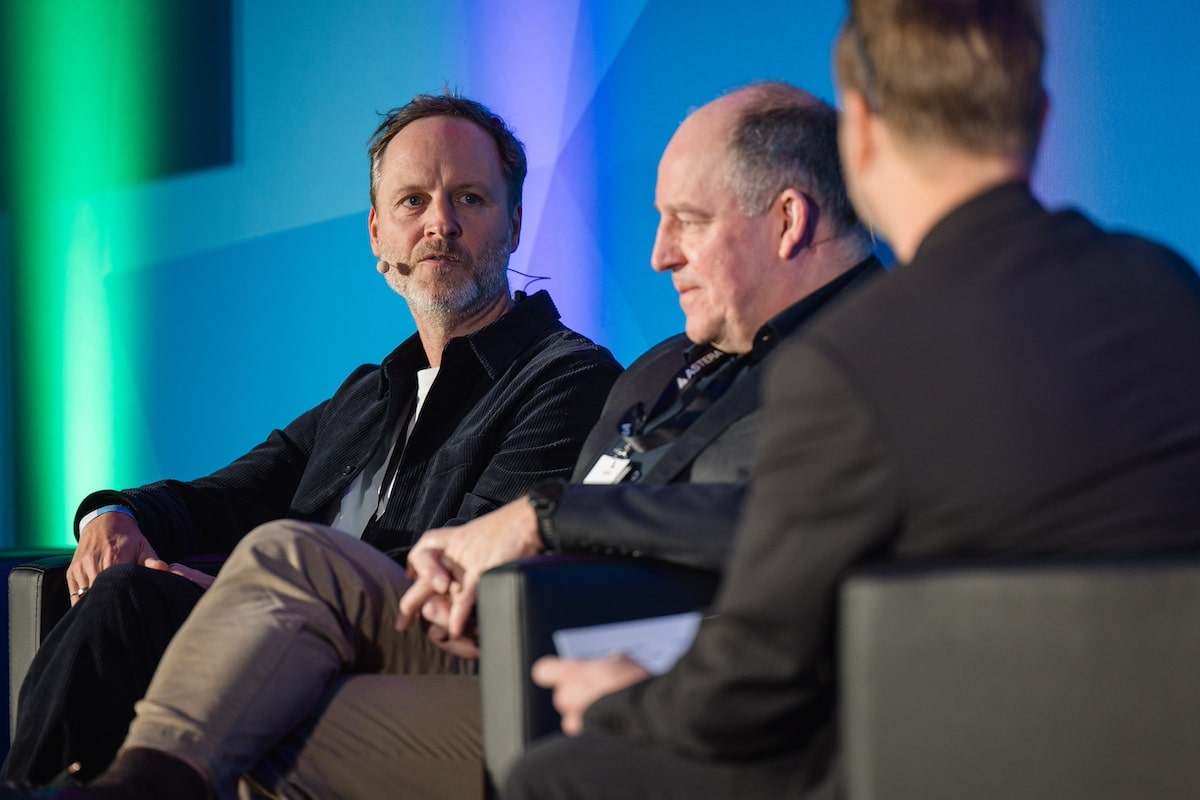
[840,89,874,178]
[368,206,381,257]
[776,188,814,260]
[509,203,523,253]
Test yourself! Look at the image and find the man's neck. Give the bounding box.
[412,291,514,367]
[877,147,1029,264]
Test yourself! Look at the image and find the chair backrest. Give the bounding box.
[839,553,1200,800]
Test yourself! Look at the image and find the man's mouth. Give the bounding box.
[420,254,464,266]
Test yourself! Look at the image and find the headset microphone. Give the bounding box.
[376,260,390,274]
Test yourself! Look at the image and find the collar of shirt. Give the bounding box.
[374,289,562,397]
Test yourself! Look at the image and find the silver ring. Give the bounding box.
[73,587,89,597]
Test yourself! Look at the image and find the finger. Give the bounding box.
[79,558,103,593]
[421,594,452,628]
[560,709,583,737]
[66,563,83,596]
[438,637,481,660]
[447,578,478,639]
[167,565,216,590]
[396,581,438,632]
[164,563,199,580]
[406,548,452,595]
[425,623,481,658]
[531,655,566,687]
[66,563,93,606]
[136,545,162,567]
[154,566,216,592]
[143,558,170,572]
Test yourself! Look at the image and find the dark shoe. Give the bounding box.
[0,784,95,799]
[0,749,209,800]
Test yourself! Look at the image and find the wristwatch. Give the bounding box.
[527,478,567,552]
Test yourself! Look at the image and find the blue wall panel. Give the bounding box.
[2,0,1199,544]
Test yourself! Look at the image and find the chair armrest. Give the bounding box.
[477,553,719,788]
[8,554,74,739]
[6,553,228,739]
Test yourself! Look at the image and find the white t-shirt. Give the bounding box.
[327,366,440,537]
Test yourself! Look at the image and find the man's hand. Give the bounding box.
[425,619,481,660]
[68,512,158,605]
[143,559,217,591]
[397,498,544,639]
[531,654,652,736]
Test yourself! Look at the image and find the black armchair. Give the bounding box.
[478,551,1200,798]
[476,554,719,788]
[8,552,73,740]
[840,553,1200,800]
[7,553,226,739]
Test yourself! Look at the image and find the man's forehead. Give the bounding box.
[655,136,733,209]
[380,116,503,182]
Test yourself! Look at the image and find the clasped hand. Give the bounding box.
[397,498,544,655]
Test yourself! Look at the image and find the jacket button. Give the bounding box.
[342,465,354,476]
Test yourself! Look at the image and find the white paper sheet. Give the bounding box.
[552,611,703,675]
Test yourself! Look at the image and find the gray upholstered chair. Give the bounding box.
[8,552,73,739]
[476,554,719,788]
[478,551,1200,798]
[840,553,1200,800]
[7,553,225,739]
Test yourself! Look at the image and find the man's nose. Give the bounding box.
[650,225,682,272]
[425,196,462,238]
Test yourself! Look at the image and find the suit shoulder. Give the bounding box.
[624,333,692,374]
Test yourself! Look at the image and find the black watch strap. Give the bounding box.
[528,478,568,551]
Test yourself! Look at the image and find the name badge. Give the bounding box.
[582,454,633,485]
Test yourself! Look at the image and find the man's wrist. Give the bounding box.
[77,504,137,534]
[527,479,568,552]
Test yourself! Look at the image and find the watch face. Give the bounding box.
[533,479,567,504]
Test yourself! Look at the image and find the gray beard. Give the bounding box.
[387,239,511,323]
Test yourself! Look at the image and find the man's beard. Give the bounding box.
[384,237,511,322]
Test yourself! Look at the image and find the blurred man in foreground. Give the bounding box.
[506,1,1200,797]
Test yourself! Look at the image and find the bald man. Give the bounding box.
[399,81,880,651]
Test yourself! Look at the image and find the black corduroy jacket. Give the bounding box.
[76,290,621,563]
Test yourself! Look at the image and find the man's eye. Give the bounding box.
[401,196,422,207]
[459,193,481,205]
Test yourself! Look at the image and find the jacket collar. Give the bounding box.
[377,289,562,395]
[909,181,1038,268]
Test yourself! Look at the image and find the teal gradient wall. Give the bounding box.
[2,0,1198,548]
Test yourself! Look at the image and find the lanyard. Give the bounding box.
[617,348,746,454]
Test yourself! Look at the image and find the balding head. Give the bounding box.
[651,82,871,353]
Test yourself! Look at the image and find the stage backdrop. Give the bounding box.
[1,0,1198,547]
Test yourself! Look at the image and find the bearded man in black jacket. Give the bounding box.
[2,92,620,794]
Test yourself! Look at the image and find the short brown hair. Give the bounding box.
[835,0,1046,160]
[367,91,527,212]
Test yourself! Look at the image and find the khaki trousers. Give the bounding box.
[123,519,482,799]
